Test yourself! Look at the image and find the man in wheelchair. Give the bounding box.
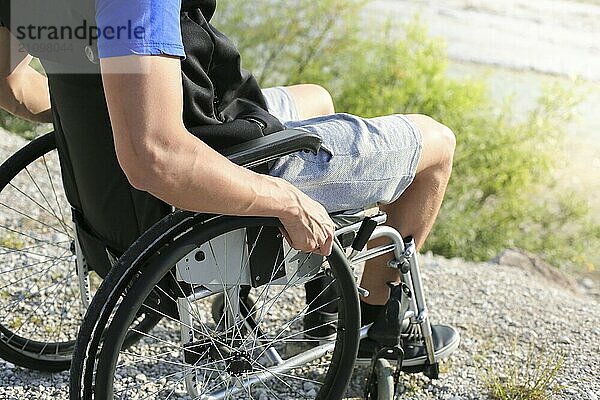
[0,0,459,395]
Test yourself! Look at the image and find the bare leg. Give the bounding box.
[284,84,335,119]
[360,114,456,305]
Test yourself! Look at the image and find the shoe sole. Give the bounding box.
[354,332,461,367]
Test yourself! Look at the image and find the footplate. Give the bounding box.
[402,360,440,379]
[423,362,440,379]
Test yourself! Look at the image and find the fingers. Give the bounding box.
[280,220,334,256]
[320,230,334,256]
[297,236,327,254]
[311,218,334,256]
[309,219,335,257]
[278,227,292,246]
[277,190,335,256]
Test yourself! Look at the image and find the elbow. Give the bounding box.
[116,139,171,193]
[0,81,18,115]
[121,163,153,192]
[119,157,155,193]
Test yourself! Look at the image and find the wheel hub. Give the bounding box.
[226,351,253,376]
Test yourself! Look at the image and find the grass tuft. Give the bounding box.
[483,345,565,400]
[0,233,26,250]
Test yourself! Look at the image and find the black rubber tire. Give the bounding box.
[70,212,360,400]
[0,132,161,372]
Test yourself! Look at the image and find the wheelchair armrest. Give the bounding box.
[221,129,322,168]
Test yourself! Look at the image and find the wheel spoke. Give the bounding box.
[24,165,67,231]
[0,201,70,237]
[0,222,71,251]
[42,154,72,235]
[0,239,72,258]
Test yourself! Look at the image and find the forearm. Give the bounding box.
[0,65,52,123]
[130,128,298,218]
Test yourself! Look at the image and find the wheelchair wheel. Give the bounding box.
[0,132,161,371]
[71,212,360,399]
[0,132,82,371]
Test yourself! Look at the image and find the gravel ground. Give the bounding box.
[1,128,599,399]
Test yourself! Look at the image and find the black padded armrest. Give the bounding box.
[221,129,322,168]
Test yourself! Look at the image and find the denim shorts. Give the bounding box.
[262,86,423,212]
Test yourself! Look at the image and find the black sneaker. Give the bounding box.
[356,324,460,369]
[303,310,338,341]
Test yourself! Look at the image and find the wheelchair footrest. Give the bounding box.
[401,361,440,379]
[422,362,440,380]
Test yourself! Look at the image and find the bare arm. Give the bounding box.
[0,27,52,123]
[101,55,334,255]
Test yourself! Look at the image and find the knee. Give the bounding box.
[287,83,335,118]
[407,114,456,172]
[307,84,335,115]
[439,123,456,166]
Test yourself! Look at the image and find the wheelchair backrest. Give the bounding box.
[48,73,172,277]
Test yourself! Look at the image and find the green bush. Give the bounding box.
[0,58,46,140]
[0,108,40,140]
[215,0,599,270]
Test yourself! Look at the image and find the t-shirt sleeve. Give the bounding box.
[95,0,185,59]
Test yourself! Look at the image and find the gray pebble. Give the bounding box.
[558,335,572,344]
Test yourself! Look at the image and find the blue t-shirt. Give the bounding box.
[95,0,185,59]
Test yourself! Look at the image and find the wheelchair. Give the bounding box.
[0,129,443,399]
